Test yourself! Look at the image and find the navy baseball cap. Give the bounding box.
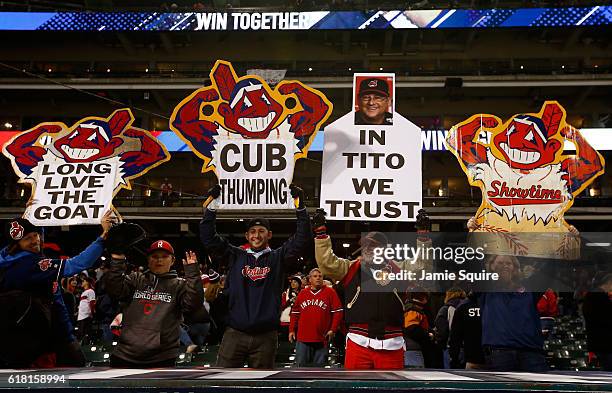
[358,77,390,98]
[246,218,271,231]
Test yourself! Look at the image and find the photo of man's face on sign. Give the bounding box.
[353,73,395,126]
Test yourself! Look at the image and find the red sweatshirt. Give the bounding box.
[289,286,343,343]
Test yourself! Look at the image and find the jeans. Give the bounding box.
[188,323,211,347]
[179,326,194,346]
[485,347,548,372]
[596,352,612,371]
[295,341,328,367]
[101,324,114,344]
[404,350,425,368]
[216,327,277,368]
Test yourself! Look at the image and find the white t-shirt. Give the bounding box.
[77,288,96,321]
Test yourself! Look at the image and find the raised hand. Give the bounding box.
[100,210,115,239]
[312,208,327,236]
[182,250,198,265]
[289,183,305,209]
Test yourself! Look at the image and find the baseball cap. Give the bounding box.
[246,217,271,231]
[147,240,175,255]
[5,217,41,246]
[358,77,389,98]
[359,231,389,247]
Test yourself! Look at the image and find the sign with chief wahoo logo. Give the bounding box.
[170,60,332,210]
[446,101,605,258]
[2,109,170,226]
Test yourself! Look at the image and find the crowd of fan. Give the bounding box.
[49,259,612,371]
[0,185,610,371]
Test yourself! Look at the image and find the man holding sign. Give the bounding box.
[0,211,113,367]
[199,184,311,368]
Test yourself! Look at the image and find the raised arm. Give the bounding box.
[62,210,113,276]
[280,185,312,261]
[103,254,139,302]
[179,251,205,314]
[198,184,240,259]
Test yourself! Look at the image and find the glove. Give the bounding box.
[312,208,327,236]
[415,208,431,232]
[289,184,305,209]
[205,184,221,199]
[105,222,147,254]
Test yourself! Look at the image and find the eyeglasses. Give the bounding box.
[360,94,388,103]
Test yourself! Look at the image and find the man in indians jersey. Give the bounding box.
[289,268,343,367]
[199,183,311,369]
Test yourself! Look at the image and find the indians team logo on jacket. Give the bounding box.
[9,221,24,240]
[242,265,271,281]
[170,60,332,172]
[2,109,170,195]
[446,101,604,231]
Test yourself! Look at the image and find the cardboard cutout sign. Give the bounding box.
[320,73,422,221]
[170,60,332,209]
[446,101,605,257]
[2,109,170,225]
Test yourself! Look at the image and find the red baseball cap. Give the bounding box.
[147,240,174,255]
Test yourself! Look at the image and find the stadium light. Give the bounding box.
[342,243,350,248]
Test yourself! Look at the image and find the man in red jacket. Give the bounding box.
[289,268,343,367]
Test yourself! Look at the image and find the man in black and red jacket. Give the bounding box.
[200,184,311,369]
[313,209,431,369]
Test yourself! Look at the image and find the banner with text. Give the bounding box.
[2,108,170,225]
[446,101,605,258]
[27,161,117,225]
[321,74,421,221]
[170,60,332,210]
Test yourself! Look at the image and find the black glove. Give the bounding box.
[289,184,305,209]
[105,222,147,254]
[312,208,327,236]
[415,208,431,232]
[205,184,221,199]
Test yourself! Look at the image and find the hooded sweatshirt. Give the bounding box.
[199,207,311,334]
[104,258,203,364]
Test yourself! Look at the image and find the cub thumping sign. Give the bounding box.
[170,60,331,210]
[2,109,170,225]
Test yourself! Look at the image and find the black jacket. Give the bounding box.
[448,296,485,366]
[583,288,612,353]
[105,259,203,364]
